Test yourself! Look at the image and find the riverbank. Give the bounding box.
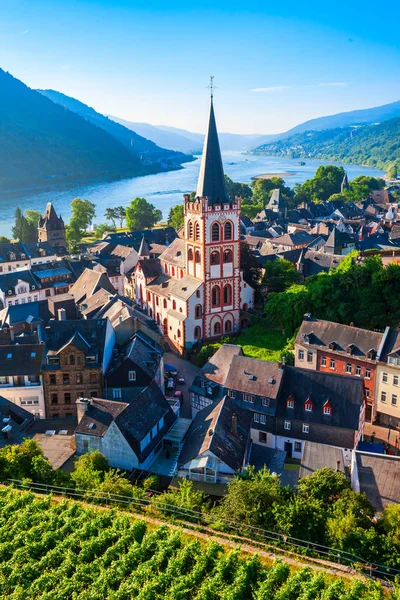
[252,172,294,180]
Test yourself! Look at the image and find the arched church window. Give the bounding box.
[225,320,232,333]
[214,322,221,335]
[223,284,232,305]
[195,222,200,241]
[223,249,233,263]
[195,304,202,319]
[224,221,233,240]
[211,286,220,307]
[194,326,201,339]
[210,251,220,265]
[195,250,201,263]
[188,248,193,261]
[212,223,220,242]
[187,221,193,239]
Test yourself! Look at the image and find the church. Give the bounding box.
[134,98,254,353]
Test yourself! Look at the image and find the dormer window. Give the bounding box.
[329,341,336,350]
[346,344,354,355]
[323,401,332,416]
[304,332,313,344]
[304,399,313,412]
[128,370,136,382]
[6,353,12,359]
[286,395,295,409]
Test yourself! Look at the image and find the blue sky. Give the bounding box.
[1,0,399,134]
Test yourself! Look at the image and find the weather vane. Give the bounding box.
[207,76,216,99]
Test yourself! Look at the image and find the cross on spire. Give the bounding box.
[207,75,216,99]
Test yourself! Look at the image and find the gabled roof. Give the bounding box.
[0,344,44,376]
[106,331,163,379]
[266,189,284,212]
[355,452,400,511]
[224,355,283,399]
[278,366,364,430]
[0,270,40,294]
[196,99,229,205]
[44,319,107,364]
[136,258,162,280]
[159,238,185,268]
[147,273,202,300]
[81,288,116,317]
[138,236,150,257]
[201,344,243,385]
[179,396,252,471]
[296,317,383,362]
[69,268,116,304]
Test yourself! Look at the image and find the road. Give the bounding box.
[164,350,201,419]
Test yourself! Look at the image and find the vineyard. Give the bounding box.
[0,488,395,599]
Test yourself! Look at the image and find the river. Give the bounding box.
[0,153,386,237]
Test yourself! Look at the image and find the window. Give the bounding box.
[211,223,220,242]
[394,375,399,386]
[171,266,175,277]
[305,402,313,412]
[51,394,58,405]
[62,373,70,385]
[365,388,370,398]
[194,250,201,263]
[177,329,181,338]
[194,326,201,339]
[224,221,232,240]
[223,249,233,263]
[302,423,309,434]
[64,393,71,405]
[330,359,335,369]
[228,390,236,399]
[210,251,220,265]
[262,398,269,407]
[49,374,56,385]
[259,431,267,443]
[381,391,387,403]
[0,376,8,385]
[225,320,232,333]
[89,373,97,384]
[173,299,177,310]
[69,355,75,365]
[287,399,294,409]
[30,352,36,358]
[113,388,122,399]
[260,414,266,425]
[196,290,200,298]
[214,322,221,335]
[365,369,371,379]
[187,221,193,239]
[195,222,200,240]
[128,371,136,382]
[6,353,12,360]
[294,442,302,453]
[323,406,331,415]
[284,420,291,431]
[83,439,89,450]
[211,286,220,307]
[254,413,260,423]
[383,372,388,383]
[355,365,361,376]
[243,394,254,403]
[389,357,395,365]
[76,373,82,384]
[392,394,398,406]
[307,352,313,363]
[321,356,326,367]
[298,350,304,360]
[187,248,193,261]
[346,363,352,374]
[223,284,232,305]
[195,304,202,319]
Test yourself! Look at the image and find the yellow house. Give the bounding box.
[375,330,400,428]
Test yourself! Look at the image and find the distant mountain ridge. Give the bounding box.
[252,117,400,171]
[39,89,193,166]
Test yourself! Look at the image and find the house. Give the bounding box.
[38,203,67,251]
[299,441,347,479]
[42,318,115,418]
[324,228,356,255]
[0,241,63,274]
[261,231,318,254]
[89,295,136,346]
[131,98,254,354]
[75,381,176,471]
[295,316,384,421]
[275,366,365,459]
[266,189,285,215]
[296,249,345,279]
[69,268,116,306]
[105,331,164,399]
[0,270,41,308]
[375,328,400,428]
[0,343,46,418]
[0,395,34,445]
[352,451,400,511]
[178,395,252,483]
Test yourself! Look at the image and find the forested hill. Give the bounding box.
[0,69,186,192]
[252,117,400,172]
[39,89,193,166]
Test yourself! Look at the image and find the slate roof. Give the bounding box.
[224,355,283,399]
[0,344,44,376]
[81,288,116,317]
[38,203,64,231]
[301,250,345,276]
[110,244,137,259]
[267,189,284,212]
[76,381,176,460]
[267,231,318,248]
[240,215,253,228]
[147,274,202,300]
[0,300,51,326]
[107,331,163,379]
[201,344,243,385]
[159,238,185,268]
[0,270,39,295]
[136,259,162,280]
[356,451,400,511]
[103,227,178,250]
[69,268,116,304]
[43,319,107,366]
[0,394,33,425]
[178,396,252,471]
[378,329,400,363]
[299,441,345,478]
[324,228,354,252]
[296,318,383,362]
[196,99,229,204]
[277,366,364,430]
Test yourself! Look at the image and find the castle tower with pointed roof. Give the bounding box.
[38,203,66,249]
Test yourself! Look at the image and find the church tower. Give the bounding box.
[183,98,242,338]
[38,203,66,249]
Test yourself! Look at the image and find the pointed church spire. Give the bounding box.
[341,171,349,193]
[196,98,229,204]
[138,235,150,258]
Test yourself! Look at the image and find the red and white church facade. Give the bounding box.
[134,99,254,353]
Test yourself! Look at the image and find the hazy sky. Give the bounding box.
[1,0,399,134]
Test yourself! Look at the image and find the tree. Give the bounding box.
[11,207,37,243]
[326,490,375,551]
[67,198,96,249]
[217,466,284,530]
[297,467,350,504]
[0,236,10,243]
[24,210,41,229]
[224,174,252,200]
[251,177,295,209]
[94,223,116,239]
[0,439,55,483]
[104,207,118,228]
[262,259,299,293]
[168,204,184,231]
[387,162,399,180]
[96,470,145,504]
[70,450,109,490]
[125,197,162,231]
[115,206,126,228]
[295,166,345,203]
[273,495,326,544]
[350,175,385,201]
[152,479,206,521]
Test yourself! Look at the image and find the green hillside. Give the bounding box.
[39,89,194,166]
[252,117,400,172]
[0,69,183,192]
[0,487,390,599]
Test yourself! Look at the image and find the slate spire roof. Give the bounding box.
[196,99,229,205]
[341,171,349,193]
[38,203,64,230]
[138,235,150,257]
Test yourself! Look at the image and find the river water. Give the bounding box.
[0,152,385,237]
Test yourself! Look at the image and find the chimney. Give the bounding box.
[349,322,354,327]
[303,313,312,321]
[231,413,237,435]
[58,308,67,321]
[76,397,90,424]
